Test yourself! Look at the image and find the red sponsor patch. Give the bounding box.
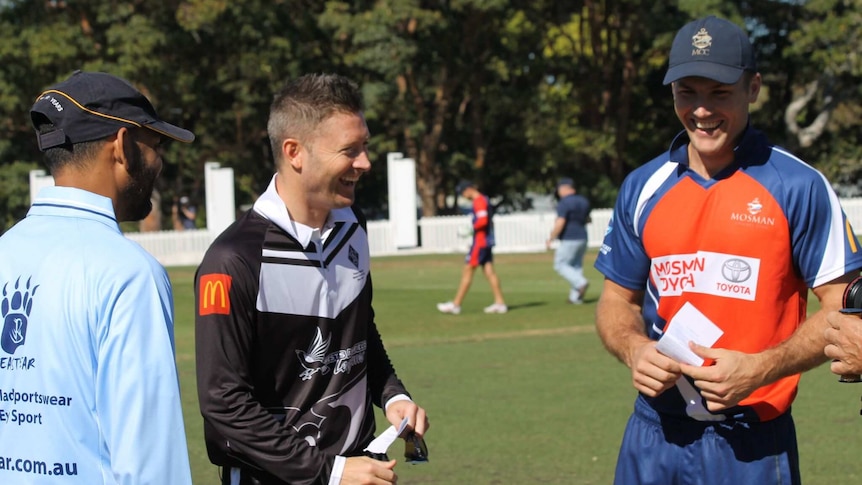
[199,273,232,315]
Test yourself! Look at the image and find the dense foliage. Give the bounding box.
[1,0,859,230]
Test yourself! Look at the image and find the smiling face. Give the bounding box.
[300,111,371,213]
[672,72,761,173]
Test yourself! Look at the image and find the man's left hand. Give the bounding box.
[385,400,429,438]
[679,343,764,411]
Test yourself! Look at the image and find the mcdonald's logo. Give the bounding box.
[199,273,232,315]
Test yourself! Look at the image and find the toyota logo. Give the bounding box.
[722,259,752,283]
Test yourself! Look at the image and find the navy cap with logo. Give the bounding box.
[663,16,757,85]
[556,177,574,190]
[455,179,474,195]
[30,70,195,151]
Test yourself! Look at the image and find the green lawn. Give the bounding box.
[171,251,862,484]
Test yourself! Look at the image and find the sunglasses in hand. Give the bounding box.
[404,432,428,464]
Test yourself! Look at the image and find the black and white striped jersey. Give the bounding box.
[195,178,409,485]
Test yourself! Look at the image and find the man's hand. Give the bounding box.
[341,457,397,485]
[679,343,764,411]
[630,341,682,397]
[385,400,429,438]
[825,310,862,376]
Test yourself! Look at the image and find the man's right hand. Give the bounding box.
[630,341,682,397]
[340,456,397,484]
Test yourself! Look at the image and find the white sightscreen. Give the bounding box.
[386,152,418,248]
[204,161,236,234]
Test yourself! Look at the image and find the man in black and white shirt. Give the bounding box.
[195,73,429,485]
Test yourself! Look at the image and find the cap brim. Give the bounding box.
[663,63,745,85]
[146,120,195,143]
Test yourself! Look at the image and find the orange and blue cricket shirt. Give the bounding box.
[596,127,862,422]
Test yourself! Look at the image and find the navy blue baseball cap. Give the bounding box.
[30,70,195,151]
[663,16,757,85]
[556,177,574,190]
[455,179,474,195]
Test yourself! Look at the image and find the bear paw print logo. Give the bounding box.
[1,277,38,355]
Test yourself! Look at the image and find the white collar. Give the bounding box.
[252,174,358,248]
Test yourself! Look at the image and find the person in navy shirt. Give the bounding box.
[546,177,591,304]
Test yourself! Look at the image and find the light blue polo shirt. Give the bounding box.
[0,186,192,484]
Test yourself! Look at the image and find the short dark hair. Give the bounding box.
[35,119,105,174]
[36,123,151,176]
[267,73,364,162]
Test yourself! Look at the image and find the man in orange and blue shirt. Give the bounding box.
[437,180,508,314]
[594,16,862,485]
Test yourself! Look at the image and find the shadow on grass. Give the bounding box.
[504,301,546,311]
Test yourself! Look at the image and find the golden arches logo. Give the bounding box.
[199,273,232,315]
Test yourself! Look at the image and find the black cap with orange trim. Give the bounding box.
[30,70,195,151]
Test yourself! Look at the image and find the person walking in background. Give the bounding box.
[0,70,195,484]
[172,195,197,230]
[437,180,508,314]
[546,177,591,304]
[594,16,862,485]
[195,73,429,485]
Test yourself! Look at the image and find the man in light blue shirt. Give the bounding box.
[0,71,195,484]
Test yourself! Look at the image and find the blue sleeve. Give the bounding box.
[555,198,569,218]
[784,168,862,287]
[595,176,652,290]
[95,259,193,485]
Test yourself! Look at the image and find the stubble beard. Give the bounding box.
[118,142,160,222]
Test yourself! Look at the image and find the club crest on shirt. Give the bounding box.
[730,197,775,226]
[297,327,367,381]
[297,327,332,380]
[747,198,763,215]
[1,276,38,355]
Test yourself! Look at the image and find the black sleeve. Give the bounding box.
[351,206,411,407]
[364,275,411,408]
[195,229,334,485]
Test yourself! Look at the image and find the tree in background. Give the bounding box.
[320,0,552,215]
[774,0,862,194]
[0,0,860,229]
[0,0,201,228]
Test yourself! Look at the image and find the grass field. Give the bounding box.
[171,251,862,484]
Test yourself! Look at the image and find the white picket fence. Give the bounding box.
[127,199,862,268]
